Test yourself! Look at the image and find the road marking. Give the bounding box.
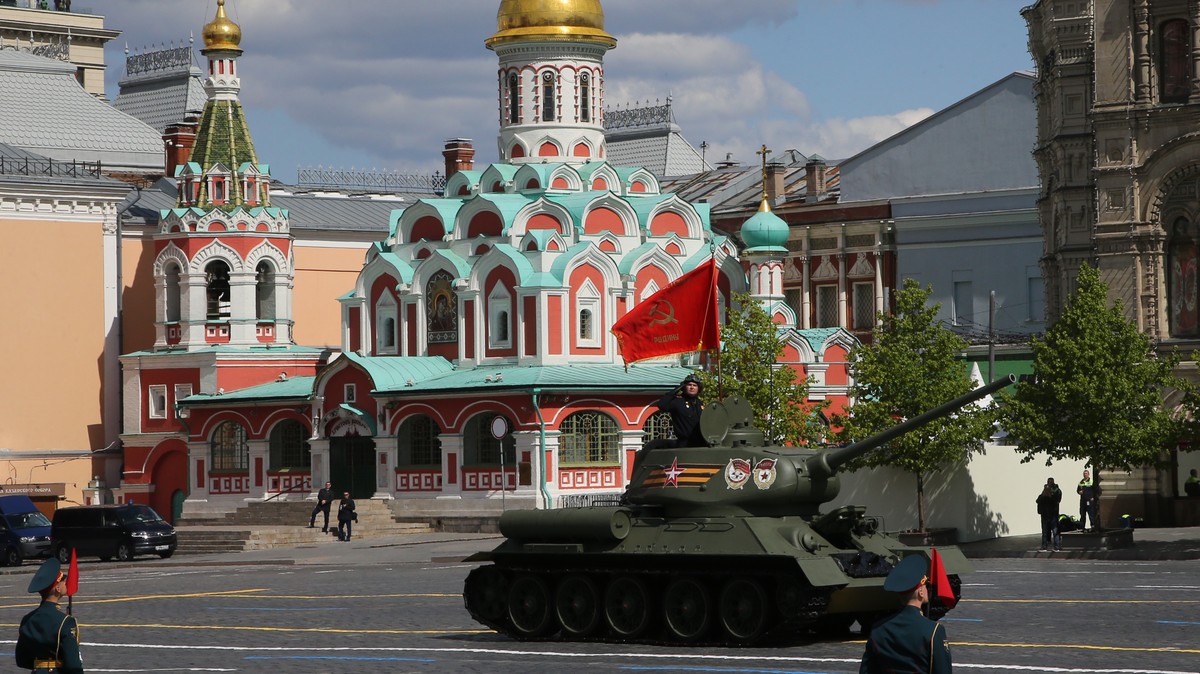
[955,641,1200,655]
[0,589,268,610]
[1157,620,1200,625]
[244,655,435,662]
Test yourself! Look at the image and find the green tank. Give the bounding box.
[463,375,1014,645]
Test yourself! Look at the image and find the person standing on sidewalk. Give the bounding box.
[309,481,333,532]
[336,492,356,542]
[1185,469,1200,497]
[1036,477,1062,551]
[1077,469,1100,531]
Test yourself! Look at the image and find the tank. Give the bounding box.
[463,375,1015,645]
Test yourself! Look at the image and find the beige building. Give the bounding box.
[1025,0,1200,523]
[0,2,115,97]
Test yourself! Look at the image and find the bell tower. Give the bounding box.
[486,0,616,165]
[151,0,294,350]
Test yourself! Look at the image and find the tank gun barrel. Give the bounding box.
[806,374,1015,479]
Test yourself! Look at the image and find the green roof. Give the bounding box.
[340,354,457,393]
[187,99,260,208]
[374,363,694,395]
[181,376,316,405]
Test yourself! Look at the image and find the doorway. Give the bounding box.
[329,436,376,499]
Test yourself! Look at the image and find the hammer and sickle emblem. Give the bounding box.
[648,300,678,326]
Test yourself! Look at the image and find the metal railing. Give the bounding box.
[264,478,311,503]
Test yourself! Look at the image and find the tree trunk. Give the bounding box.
[916,472,927,533]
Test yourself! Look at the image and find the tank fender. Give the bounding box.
[794,556,851,588]
[925,545,972,575]
[497,507,632,542]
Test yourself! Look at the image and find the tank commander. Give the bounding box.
[15,558,84,674]
[859,555,952,674]
[657,373,706,448]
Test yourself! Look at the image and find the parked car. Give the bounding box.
[51,504,177,562]
[0,495,52,566]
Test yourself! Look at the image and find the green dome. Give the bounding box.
[740,207,789,253]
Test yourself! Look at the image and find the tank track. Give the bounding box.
[463,561,838,647]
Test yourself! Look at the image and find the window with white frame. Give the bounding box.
[255,261,275,321]
[173,384,192,418]
[376,293,398,354]
[164,262,181,323]
[816,285,838,328]
[148,385,168,419]
[488,284,513,349]
[577,280,601,348]
[852,282,875,330]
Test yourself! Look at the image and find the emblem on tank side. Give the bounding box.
[724,458,751,489]
[663,457,686,487]
[753,457,777,490]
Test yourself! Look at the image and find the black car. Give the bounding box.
[51,504,177,562]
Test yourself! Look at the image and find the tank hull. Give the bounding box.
[463,508,968,645]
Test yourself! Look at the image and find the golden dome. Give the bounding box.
[487,0,615,48]
[202,0,242,52]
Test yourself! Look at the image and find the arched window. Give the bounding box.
[269,420,310,470]
[255,261,275,320]
[541,71,556,122]
[642,411,674,443]
[508,72,519,124]
[1161,19,1191,103]
[488,283,513,349]
[426,270,458,344]
[560,411,620,465]
[205,260,231,321]
[398,415,441,466]
[579,308,592,340]
[580,72,591,122]
[211,420,249,471]
[164,262,181,323]
[376,292,398,354]
[464,413,516,466]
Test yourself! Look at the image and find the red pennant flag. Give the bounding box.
[66,548,79,597]
[612,258,721,366]
[930,547,955,608]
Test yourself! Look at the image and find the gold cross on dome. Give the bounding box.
[756,144,773,210]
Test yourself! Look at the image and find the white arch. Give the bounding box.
[646,195,704,240]
[512,198,575,238]
[190,239,244,274]
[153,243,189,277]
[582,193,639,237]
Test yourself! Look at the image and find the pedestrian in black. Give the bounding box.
[1185,468,1200,497]
[657,373,705,448]
[859,555,952,674]
[15,558,84,674]
[309,481,333,532]
[1036,477,1062,551]
[336,492,356,542]
[1077,468,1100,531]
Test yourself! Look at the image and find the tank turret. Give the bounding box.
[464,376,1015,646]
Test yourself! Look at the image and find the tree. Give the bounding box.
[1003,264,1186,502]
[834,279,998,532]
[696,293,826,446]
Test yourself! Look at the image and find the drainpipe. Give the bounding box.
[531,388,551,510]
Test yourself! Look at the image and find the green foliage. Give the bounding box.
[697,293,826,446]
[1003,264,1185,472]
[835,279,998,530]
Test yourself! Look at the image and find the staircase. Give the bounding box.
[389,496,537,533]
[175,499,432,554]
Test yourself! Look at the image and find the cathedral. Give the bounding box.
[116,0,854,520]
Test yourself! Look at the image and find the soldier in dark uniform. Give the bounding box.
[309,481,333,532]
[657,373,705,447]
[860,555,952,674]
[15,558,84,673]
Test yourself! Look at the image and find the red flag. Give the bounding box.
[930,547,955,608]
[612,258,720,365]
[66,548,78,597]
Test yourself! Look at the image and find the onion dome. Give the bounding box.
[740,199,790,254]
[202,0,243,52]
[487,0,616,48]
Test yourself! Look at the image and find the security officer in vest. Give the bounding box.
[1077,468,1100,531]
[657,373,705,447]
[860,555,952,674]
[15,558,84,673]
[1185,468,1200,497]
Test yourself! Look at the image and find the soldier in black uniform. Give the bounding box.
[657,373,705,447]
[860,555,952,674]
[15,558,84,673]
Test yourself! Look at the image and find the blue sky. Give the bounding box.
[100,1,1033,184]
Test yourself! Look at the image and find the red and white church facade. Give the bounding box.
[117,0,856,520]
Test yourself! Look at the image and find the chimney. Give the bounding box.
[805,155,827,204]
[765,161,786,207]
[163,116,199,178]
[442,138,475,180]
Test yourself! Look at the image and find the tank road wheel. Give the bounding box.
[464,566,509,624]
[718,577,770,643]
[662,577,712,642]
[506,574,555,638]
[555,574,601,637]
[604,575,654,638]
